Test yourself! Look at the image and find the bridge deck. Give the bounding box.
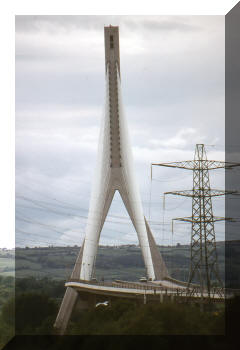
[65,279,225,301]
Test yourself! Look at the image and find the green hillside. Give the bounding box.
[0,242,229,283]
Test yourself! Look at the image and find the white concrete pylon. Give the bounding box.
[79,26,167,281]
[54,26,168,334]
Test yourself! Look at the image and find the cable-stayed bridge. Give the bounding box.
[51,26,239,335]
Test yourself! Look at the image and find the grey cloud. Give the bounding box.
[15,15,104,33]
[120,16,201,33]
[16,15,201,34]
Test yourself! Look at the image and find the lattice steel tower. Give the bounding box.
[152,144,239,298]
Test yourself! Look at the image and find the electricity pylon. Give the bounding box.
[152,144,240,298]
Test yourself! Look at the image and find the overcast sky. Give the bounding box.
[13,15,231,249]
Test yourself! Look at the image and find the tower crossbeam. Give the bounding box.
[164,189,238,198]
[152,160,240,171]
[172,216,230,223]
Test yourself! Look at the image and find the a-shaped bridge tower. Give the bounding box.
[54,26,168,334]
